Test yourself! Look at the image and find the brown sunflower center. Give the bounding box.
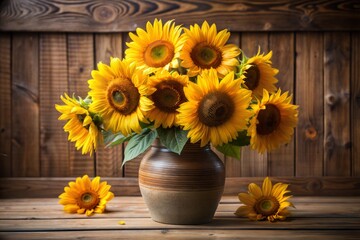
[77,190,100,210]
[144,40,175,68]
[107,80,140,115]
[244,64,260,90]
[256,104,281,135]
[198,92,234,127]
[254,196,280,216]
[190,42,222,69]
[152,80,186,113]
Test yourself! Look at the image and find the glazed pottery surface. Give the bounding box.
[139,139,225,225]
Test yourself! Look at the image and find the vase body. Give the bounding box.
[139,139,225,225]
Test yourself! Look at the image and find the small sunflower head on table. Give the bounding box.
[235,177,294,222]
[59,175,114,216]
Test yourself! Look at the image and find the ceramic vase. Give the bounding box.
[139,139,225,225]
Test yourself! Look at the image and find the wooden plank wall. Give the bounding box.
[0,0,359,196]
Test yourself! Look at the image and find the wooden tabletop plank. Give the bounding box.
[0,196,359,239]
[1,217,359,231]
[1,230,359,240]
[1,197,359,219]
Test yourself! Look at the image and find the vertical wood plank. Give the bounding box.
[67,33,95,176]
[95,33,123,64]
[295,32,324,176]
[352,32,360,176]
[40,33,70,177]
[11,33,40,177]
[324,32,351,176]
[94,33,123,177]
[268,32,295,176]
[239,32,269,177]
[0,33,12,177]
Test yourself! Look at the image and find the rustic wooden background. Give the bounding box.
[0,0,359,197]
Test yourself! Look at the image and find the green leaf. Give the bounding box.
[229,130,251,147]
[156,127,189,155]
[216,143,242,160]
[103,130,133,147]
[123,128,158,166]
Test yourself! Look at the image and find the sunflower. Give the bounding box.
[235,177,294,222]
[180,21,240,77]
[177,68,252,147]
[59,175,114,216]
[248,89,298,153]
[240,49,278,98]
[88,58,154,136]
[125,19,184,74]
[146,70,189,128]
[55,93,101,156]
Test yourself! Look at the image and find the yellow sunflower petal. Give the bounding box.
[64,204,80,213]
[248,183,263,199]
[91,176,101,192]
[234,205,252,217]
[262,177,272,196]
[238,193,256,206]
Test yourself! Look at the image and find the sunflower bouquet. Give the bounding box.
[55,19,298,165]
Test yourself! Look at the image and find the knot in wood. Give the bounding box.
[263,22,272,30]
[93,5,116,24]
[305,126,317,140]
[325,135,335,149]
[325,93,338,106]
[301,14,312,26]
[307,178,323,193]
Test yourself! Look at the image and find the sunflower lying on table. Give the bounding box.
[235,177,294,222]
[58,175,114,216]
[55,19,299,163]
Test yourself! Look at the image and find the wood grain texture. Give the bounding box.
[1,196,359,219]
[94,33,124,177]
[352,32,360,176]
[324,32,351,176]
[67,33,95,177]
[295,32,324,176]
[1,230,359,240]
[1,196,360,239]
[223,177,360,196]
[0,0,359,32]
[0,201,360,230]
[268,32,295,176]
[0,177,140,198]
[11,33,40,177]
[1,177,360,198]
[39,33,69,177]
[239,32,269,177]
[0,33,12,177]
[95,33,123,64]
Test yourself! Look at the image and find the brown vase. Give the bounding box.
[138,139,225,225]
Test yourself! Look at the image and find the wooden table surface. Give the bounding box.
[0,196,359,239]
